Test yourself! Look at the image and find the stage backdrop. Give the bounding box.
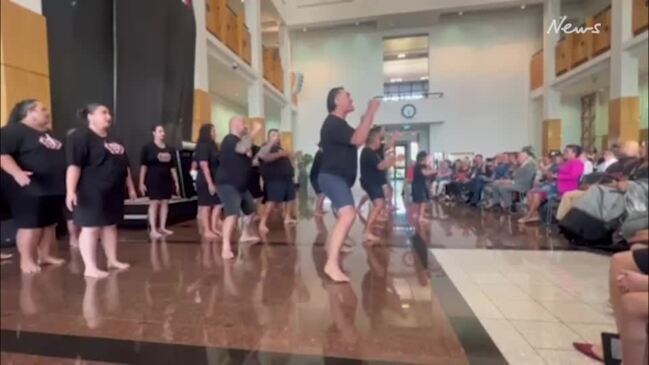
[115,0,196,174]
[43,0,114,137]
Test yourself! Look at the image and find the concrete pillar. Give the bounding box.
[279,25,292,132]
[192,0,209,92]
[608,0,639,145]
[541,0,562,155]
[245,0,264,118]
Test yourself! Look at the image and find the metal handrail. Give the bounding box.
[374,92,444,101]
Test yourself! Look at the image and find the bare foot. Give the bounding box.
[203,230,219,240]
[324,263,350,283]
[38,256,66,266]
[160,228,174,235]
[240,234,260,243]
[69,239,79,248]
[20,261,41,274]
[363,232,381,242]
[84,268,109,279]
[107,261,130,270]
[150,230,163,239]
[259,224,270,234]
[221,249,235,260]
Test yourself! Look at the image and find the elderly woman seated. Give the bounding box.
[518,145,584,224]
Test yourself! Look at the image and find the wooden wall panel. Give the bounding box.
[555,36,573,76]
[609,97,640,144]
[280,132,293,153]
[530,50,543,90]
[542,119,562,157]
[633,0,649,36]
[246,117,266,146]
[192,89,211,141]
[593,7,611,55]
[571,18,594,68]
[0,0,50,126]
[205,0,219,38]
[639,128,648,143]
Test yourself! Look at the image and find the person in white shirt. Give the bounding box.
[596,149,618,173]
[579,151,594,175]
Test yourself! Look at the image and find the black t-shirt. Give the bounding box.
[413,164,427,189]
[67,127,129,192]
[360,147,384,186]
[194,140,219,181]
[0,123,66,196]
[310,150,323,182]
[260,144,294,181]
[140,142,175,185]
[319,114,356,186]
[214,134,251,192]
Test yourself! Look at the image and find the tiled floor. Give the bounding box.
[433,249,615,365]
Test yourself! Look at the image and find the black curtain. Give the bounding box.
[115,0,196,174]
[43,0,114,138]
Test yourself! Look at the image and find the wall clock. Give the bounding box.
[401,103,416,119]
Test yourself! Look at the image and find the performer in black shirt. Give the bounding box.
[257,129,296,234]
[310,144,325,216]
[66,103,138,279]
[0,99,66,273]
[412,151,436,224]
[139,124,180,239]
[359,128,402,243]
[318,87,380,282]
[214,116,263,259]
[192,124,223,240]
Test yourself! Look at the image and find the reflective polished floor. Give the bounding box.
[1,194,578,364]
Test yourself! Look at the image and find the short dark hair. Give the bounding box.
[197,123,214,143]
[77,103,105,121]
[7,99,38,124]
[366,126,381,143]
[326,87,344,113]
[151,124,164,132]
[565,144,582,156]
[267,128,279,137]
[416,150,428,164]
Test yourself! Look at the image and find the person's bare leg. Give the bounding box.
[259,202,275,234]
[148,201,162,239]
[619,293,649,365]
[324,206,355,282]
[284,201,297,224]
[159,200,173,235]
[314,194,326,216]
[356,194,369,213]
[79,227,108,278]
[37,225,65,265]
[221,215,236,259]
[364,199,384,243]
[17,228,42,274]
[418,202,431,223]
[67,220,79,248]
[101,225,129,270]
[519,193,541,223]
[210,205,223,236]
[240,214,260,243]
[199,206,218,239]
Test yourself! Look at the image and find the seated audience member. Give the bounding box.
[480,153,512,206]
[557,141,641,221]
[485,150,536,211]
[596,149,618,173]
[444,160,470,201]
[466,154,488,206]
[580,150,595,176]
[518,145,583,224]
[574,230,648,364]
[431,160,452,198]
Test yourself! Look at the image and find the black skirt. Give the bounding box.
[74,184,125,227]
[146,178,173,200]
[196,175,221,207]
[411,184,430,203]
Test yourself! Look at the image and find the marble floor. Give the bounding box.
[0,197,612,364]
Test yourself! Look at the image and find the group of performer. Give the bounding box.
[1,88,401,284]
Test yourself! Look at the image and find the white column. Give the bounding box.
[193,0,209,91]
[610,0,638,99]
[279,25,292,131]
[542,0,561,120]
[245,0,264,117]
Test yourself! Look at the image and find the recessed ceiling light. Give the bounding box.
[302,27,307,32]
[397,53,406,59]
[354,21,360,26]
[458,11,463,16]
[390,78,403,83]
[520,4,526,9]
[420,76,429,80]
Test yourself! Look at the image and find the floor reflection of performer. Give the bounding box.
[361,246,405,329]
[82,272,122,329]
[324,282,358,348]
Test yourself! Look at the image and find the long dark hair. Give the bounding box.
[77,103,104,121]
[7,99,38,124]
[197,124,217,150]
[416,151,428,165]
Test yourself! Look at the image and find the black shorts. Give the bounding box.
[217,185,255,218]
[9,193,64,229]
[248,171,263,199]
[361,181,384,201]
[74,185,124,227]
[633,248,648,275]
[265,179,295,203]
[310,178,321,195]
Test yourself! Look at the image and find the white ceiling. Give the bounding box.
[208,57,249,107]
[274,0,542,28]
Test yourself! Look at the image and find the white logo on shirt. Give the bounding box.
[38,134,63,150]
[104,142,125,155]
